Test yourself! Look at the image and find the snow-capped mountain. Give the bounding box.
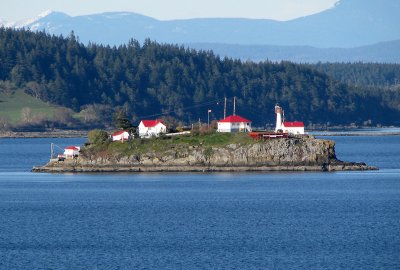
[3,0,399,62]
[12,0,399,48]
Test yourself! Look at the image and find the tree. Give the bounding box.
[87,129,109,145]
[20,107,33,124]
[113,109,132,130]
[25,81,44,99]
[0,115,11,131]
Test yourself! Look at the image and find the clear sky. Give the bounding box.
[1,0,338,22]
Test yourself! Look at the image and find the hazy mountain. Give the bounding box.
[8,0,400,49]
[188,40,400,64]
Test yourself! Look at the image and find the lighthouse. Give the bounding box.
[274,104,305,135]
[275,105,283,132]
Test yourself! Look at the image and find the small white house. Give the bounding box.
[282,121,305,135]
[217,115,252,133]
[112,130,130,142]
[63,146,80,158]
[138,120,167,138]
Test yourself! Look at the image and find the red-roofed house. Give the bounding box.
[112,130,130,142]
[138,120,167,138]
[217,115,252,133]
[282,121,305,135]
[63,146,80,158]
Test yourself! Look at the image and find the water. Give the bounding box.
[0,136,399,269]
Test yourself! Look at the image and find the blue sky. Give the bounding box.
[1,0,338,22]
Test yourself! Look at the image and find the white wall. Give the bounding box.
[139,122,167,138]
[112,132,130,141]
[283,126,304,135]
[217,122,252,132]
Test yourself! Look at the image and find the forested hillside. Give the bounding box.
[308,62,400,88]
[1,28,400,128]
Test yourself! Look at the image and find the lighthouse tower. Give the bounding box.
[275,105,283,132]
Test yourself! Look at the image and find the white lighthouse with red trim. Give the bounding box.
[275,105,305,135]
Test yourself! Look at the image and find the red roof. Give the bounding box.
[218,115,252,123]
[283,121,304,127]
[65,146,79,150]
[112,130,128,136]
[141,120,164,127]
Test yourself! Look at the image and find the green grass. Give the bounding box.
[0,89,59,124]
[85,132,256,158]
[170,132,254,146]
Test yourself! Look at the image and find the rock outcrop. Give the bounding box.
[32,137,376,172]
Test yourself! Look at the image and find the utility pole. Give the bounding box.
[233,96,236,116]
[207,109,211,129]
[224,96,227,119]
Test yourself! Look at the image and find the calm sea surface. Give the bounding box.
[0,136,399,269]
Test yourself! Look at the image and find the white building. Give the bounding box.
[282,122,305,135]
[63,146,80,158]
[275,105,305,135]
[112,130,130,142]
[217,115,252,133]
[138,120,167,138]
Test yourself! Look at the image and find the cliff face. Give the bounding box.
[33,137,375,172]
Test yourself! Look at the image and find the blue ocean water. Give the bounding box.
[0,136,399,269]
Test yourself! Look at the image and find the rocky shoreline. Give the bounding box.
[32,162,376,173]
[32,137,377,173]
[0,130,88,138]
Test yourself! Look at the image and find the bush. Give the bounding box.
[87,129,109,145]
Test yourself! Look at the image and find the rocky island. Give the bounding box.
[32,132,376,173]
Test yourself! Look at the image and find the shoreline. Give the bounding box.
[29,135,378,173]
[0,130,88,138]
[32,161,377,173]
[311,131,400,136]
[2,129,400,138]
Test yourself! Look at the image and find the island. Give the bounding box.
[32,132,376,173]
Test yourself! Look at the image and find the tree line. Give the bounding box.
[1,27,400,128]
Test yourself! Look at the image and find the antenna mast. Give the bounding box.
[224,96,227,119]
[233,96,236,116]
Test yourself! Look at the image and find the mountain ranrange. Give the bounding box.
[2,0,400,63]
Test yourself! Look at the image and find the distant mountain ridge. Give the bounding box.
[4,0,399,49]
[188,40,400,64]
[1,0,399,63]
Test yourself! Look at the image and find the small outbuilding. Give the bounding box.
[138,120,167,138]
[63,146,80,158]
[112,130,130,142]
[217,115,252,133]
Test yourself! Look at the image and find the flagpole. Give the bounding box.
[207,109,210,129]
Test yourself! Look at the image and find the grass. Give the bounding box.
[0,89,59,124]
[84,132,256,158]
[170,132,254,146]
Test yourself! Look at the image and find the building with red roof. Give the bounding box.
[282,121,305,135]
[63,146,80,158]
[138,119,167,138]
[217,115,252,133]
[112,130,130,142]
[275,105,305,135]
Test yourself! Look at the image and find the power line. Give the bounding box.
[137,96,232,119]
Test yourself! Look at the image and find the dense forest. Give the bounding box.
[307,62,400,88]
[1,27,400,129]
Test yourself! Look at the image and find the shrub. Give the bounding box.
[87,129,109,145]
